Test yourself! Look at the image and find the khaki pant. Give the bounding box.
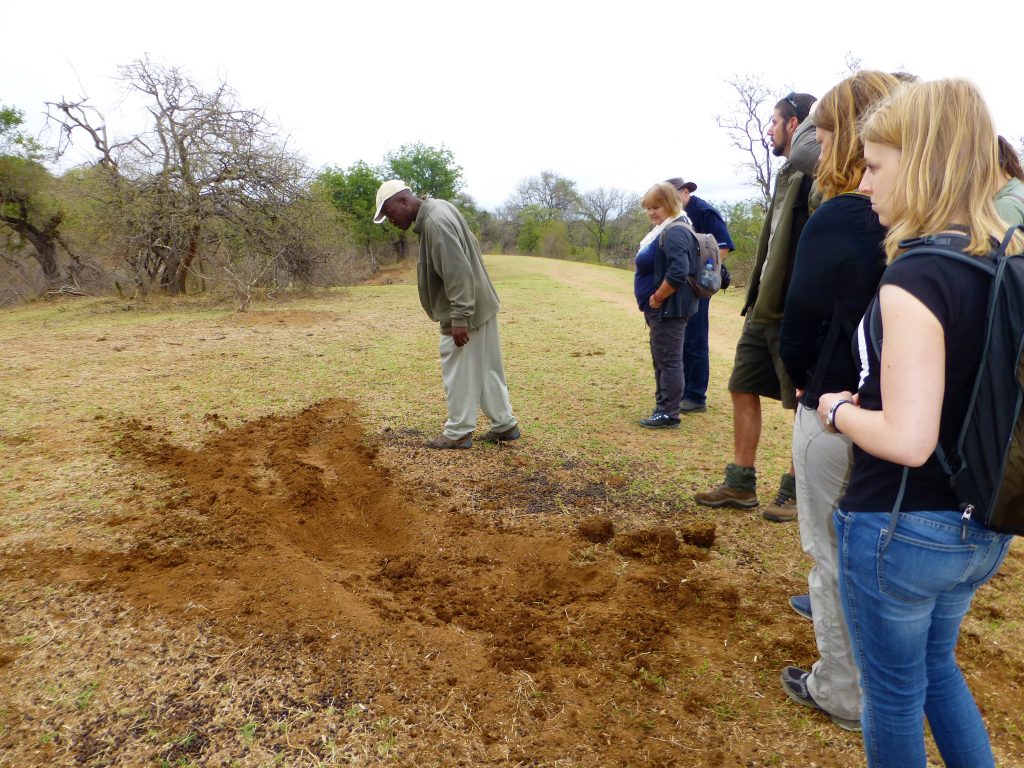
[439,316,516,440]
[793,405,861,721]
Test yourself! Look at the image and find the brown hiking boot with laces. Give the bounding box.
[694,481,759,508]
[761,491,798,522]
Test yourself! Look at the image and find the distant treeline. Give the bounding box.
[0,58,765,308]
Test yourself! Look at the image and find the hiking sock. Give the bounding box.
[778,472,796,500]
[724,463,757,492]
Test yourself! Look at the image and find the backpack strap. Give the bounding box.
[873,230,1023,544]
[659,218,701,278]
[806,305,855,397]
[939,225,1023,479]
[996,224,1024,256]
[659,218,698,246]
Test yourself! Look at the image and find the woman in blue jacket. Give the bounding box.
[633,182,700,428]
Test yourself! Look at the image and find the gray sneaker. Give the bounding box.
[679,399,707,413]
[781,666,861,732]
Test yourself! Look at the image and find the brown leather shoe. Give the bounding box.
[424,434,473,449]
[694,482,759,508]
[761,492,798,522]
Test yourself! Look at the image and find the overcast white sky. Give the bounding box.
[3,0,1021,210]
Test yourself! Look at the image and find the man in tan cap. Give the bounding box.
[374,180,519,449]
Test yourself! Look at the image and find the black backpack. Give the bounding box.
[869,226,1024,535]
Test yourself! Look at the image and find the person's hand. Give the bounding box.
[817,391,856,427]
[452,326,470,347]
[795,388,805,400]
[649,294,663,310]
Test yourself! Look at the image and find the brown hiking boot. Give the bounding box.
[761,491,798,522]
[481,425,521,443]
[424,434,473,450]
[694,482,759,508]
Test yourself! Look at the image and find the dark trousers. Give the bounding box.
[645,307,688,417]
[683,296,710,405]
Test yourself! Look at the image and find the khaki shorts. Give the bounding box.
[728,317,797,409]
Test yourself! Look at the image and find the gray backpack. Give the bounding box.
[659,219,722,298]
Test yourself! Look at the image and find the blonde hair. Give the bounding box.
[860,79,1024,262]
[815,71,903,200]
[641,182,682,218]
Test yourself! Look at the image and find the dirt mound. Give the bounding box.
[578,515,615,543]
[2,401,846,765]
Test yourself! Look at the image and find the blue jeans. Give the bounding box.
[834,509,1013,768]
[682,296,710,405]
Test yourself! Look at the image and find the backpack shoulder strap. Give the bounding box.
[893,244,996,275]
[659,218,696,245]
[658,220,682,249]
[807,304,856,396]
[866,242,996,366]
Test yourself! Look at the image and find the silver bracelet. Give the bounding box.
[825,398,854,434]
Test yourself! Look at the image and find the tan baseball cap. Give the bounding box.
[373,179,411,224]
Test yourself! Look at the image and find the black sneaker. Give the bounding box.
[780,666,861,731]
[639,412,681,429]
[679,399,707,413]
[790,594,812,621]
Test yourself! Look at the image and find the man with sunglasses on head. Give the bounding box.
[694,91,816,522]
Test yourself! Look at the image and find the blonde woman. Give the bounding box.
[632,182,699,428]
[818,80,1021,767]
[777,71,903,731]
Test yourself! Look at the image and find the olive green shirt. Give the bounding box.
[742,162,810,325]
[413,198,500,333]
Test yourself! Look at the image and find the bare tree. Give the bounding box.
[575,187,636,260]
[48,57,307,294]
[509,171,579,221]
[716,74,777,211]
[842,52,864,76]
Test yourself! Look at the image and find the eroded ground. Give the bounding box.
[2,296,1023,768]
[3,397,1022,767]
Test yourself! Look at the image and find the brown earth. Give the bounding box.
[2,303,1023,766]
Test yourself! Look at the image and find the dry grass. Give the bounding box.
[0,254,1021,767]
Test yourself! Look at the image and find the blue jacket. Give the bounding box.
[634,216,699,316]
[684,196,735,251]
[654,222,700,319]
[634,239,658,310]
